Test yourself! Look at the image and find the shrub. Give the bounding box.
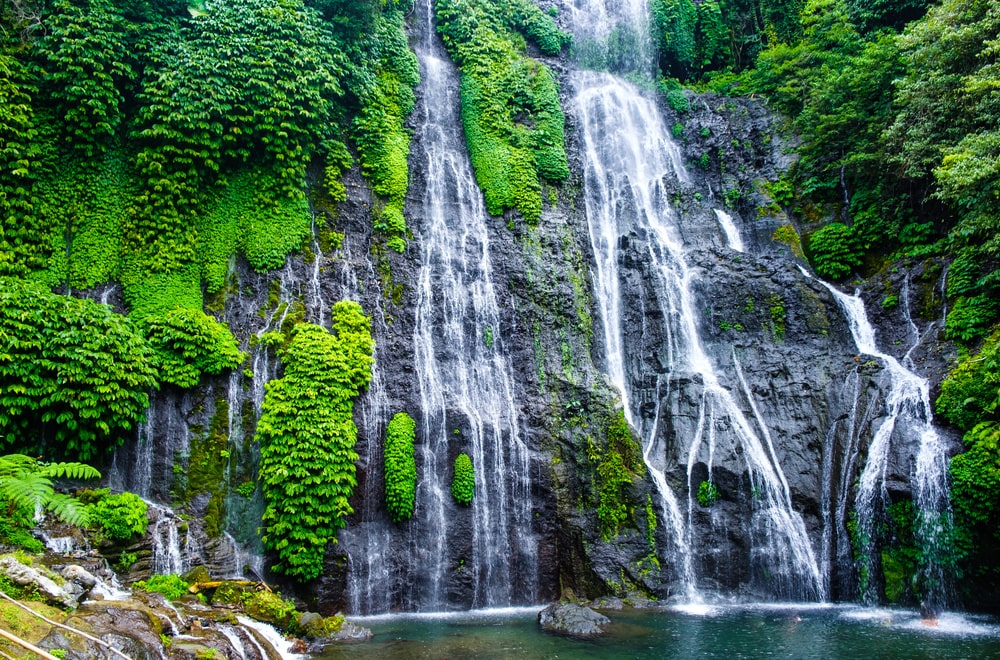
[133,574,190,601]
[451,453,475,506]
[0,280,157,461]
[808,222,863,280]
[384,412,417,523]
[697,480,721,506]
[89,491,149,542]
[140,308,243,389]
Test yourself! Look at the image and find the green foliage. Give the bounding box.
[352,9,419,252]
[140,308,243,389]
[29,150,134,290]
[938,329,1000,603]
[89,491,149,542]
[130,0,347,269]
[594,410,644,540]
[133,574,191,601]
[384,412,417,523]
[937,330,1000,433]
[697,480,721,507]
[807,222,863,280]
[436,0,569,223]
[651,0,698,78]
[768,294,787,340]
[0,454,100,530]
[451,453,475,506]
[38,0,135,157]
[0,279,157,460]
[257,302,374,581]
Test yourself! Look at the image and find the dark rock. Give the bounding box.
[538,603,610,637]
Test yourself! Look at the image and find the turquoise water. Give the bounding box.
[316,604,1000,659]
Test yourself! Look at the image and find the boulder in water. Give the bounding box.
[538,603,610,637]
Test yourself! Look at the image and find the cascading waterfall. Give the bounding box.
[338,232,397,614]
[354,0,538,611]
[814,275,953,607]
[570,0,823,600]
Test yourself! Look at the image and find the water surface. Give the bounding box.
[317,605,1000,659]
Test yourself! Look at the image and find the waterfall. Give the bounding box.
[340,233,397,614]
[714,209,745,252]
[364,0,539,611]
[570,0,823,601]
[812,274,953,607]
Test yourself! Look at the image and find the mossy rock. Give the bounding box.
[182,565,211,586]
[209,581,251,607]
[242,590,297,630]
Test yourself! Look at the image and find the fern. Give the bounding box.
[0,454,99,527]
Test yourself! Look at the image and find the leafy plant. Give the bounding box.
[140,308,243,388]
[384,412,417,523]
[257,302,374,581]
[451,453,475,506]
[697,480,721,507]
[133,574,191,601]
[435,0,569,223]
[808,222,862,280]
[89,491,149,542]
[0,454,100,529]
[0,279,158,460]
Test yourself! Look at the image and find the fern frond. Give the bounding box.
[45,492,91,527]
[0,473,54,512]
[37,461,101,481]
[0,454,38,477]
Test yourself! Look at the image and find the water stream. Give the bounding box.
[570,0,822,601]
[365,0,539,611]
[813,276,953,608]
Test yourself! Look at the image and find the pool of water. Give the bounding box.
[315,604,1000,659]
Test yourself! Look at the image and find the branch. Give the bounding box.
[0,627,61,660]
[0,592,134,660]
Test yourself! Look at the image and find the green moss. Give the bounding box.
[242,590,298,630]
[773,224,804,258]
[179,399,231,538]
[595,410,644,540]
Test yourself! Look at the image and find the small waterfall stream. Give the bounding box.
[570,0,823,601]
[814,276,953,607]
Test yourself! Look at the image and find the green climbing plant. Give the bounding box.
[0,279,158,461]
[256,302,374,581]
[451,453,475,506]
[384,412,417,522]
[435,0,569,223]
